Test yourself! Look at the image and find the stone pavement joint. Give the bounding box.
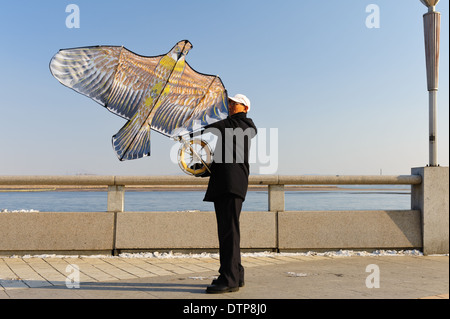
[0,254,448,299]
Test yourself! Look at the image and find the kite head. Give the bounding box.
[170,40,193,60]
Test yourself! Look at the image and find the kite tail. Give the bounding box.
[112,113,151,161]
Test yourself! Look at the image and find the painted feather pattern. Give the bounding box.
[50,40,228,161]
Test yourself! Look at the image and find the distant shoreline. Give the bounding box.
[0,185,410,193]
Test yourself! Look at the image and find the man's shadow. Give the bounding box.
[37,280,208,295]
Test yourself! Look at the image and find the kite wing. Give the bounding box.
[49,40,228,161]
[151,63,229,138]
[50,45,161,121]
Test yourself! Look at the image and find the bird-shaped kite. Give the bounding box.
[50,40,228,175]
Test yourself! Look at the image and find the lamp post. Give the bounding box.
[420,0,440,166]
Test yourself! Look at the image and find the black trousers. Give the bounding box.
[213,195,244,288]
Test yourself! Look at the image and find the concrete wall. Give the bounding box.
[0,210,421,255]
[1,169,447,255]
[0,212,114,253]
[278,210,422,250]
[115,211,277,250]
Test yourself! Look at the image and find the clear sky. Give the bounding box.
[0,0,448,176]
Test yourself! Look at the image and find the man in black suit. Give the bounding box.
[199,94,257,293]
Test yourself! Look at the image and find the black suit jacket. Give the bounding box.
[202,112,257,202]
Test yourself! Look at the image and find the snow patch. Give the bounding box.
[1,209,39,213]
[7,249,428,259]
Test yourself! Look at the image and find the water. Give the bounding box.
[0,186,411,212]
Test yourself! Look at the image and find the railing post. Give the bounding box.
[268,184,284,212]
[107,185,125,212]
[411,167,449,255]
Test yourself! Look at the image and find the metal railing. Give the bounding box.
[0,175,422,212]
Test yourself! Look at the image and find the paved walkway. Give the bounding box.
[0,253,448,300]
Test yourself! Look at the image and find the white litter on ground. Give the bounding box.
[187,276,218,281]
[286,272,308,277]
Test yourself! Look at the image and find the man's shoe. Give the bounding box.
[211,278,245,288]
[206,284,239,294]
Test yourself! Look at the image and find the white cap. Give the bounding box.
[229,94,251,112]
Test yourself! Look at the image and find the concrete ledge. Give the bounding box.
[115,211,277,250]
[0,174,422,186]
[0,212,115,252]
[278,210,422,250]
